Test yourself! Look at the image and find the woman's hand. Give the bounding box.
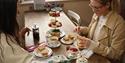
[19,27,31,39]
[77,35,91,49]
[74,26,88,36]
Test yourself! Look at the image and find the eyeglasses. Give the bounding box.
[89,3,104,10]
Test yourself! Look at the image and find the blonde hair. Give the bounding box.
[97,0,119,12]
[111,0,119,12]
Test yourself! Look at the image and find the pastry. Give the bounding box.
[40,49,49,57]
[50,36,59,41]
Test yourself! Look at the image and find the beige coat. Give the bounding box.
[0,33,33,63]
[86,11,125,63]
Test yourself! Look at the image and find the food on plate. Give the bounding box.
[49,11,60,17]
[40,49,49,57]
[48,19,62,28]
[66,47,78,59]
[51,32,60,37]
[69,47,78,52]
[63,34,75,41]
[50,29,61,37]
[47,36,61,48]
[50,36,59,41]
[36,46,49,57]
[37,45,45,52]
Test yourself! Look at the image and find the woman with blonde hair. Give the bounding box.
[75,0,125,63]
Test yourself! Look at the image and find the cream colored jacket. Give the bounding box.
[84,11,125,63]
[0,33,33,63]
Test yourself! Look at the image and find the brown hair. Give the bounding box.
[0,0,25,48]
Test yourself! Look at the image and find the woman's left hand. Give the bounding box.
[77,35,91,48]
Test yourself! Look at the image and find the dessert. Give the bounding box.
[61,34,75,45]
[36,46,49,57]
[63,34,75,41]
[49,11,60,17]
[40,49,49,57]
[50,36,59,41]
[47,36,61,48]
[50,29,60,37]
[66,47,78,59]
[48,19,62,28]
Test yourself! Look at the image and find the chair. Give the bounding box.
[67,10,81,26]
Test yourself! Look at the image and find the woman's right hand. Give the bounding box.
[19,27,31,39]
[74,26,88,36]
[74,26,86,33]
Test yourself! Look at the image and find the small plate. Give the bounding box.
[33,47,53,58]
[47,40,61,48]
[51,7,63,12]
[66,50,78,59]
[46,29,65,38]
[49,55,68,63]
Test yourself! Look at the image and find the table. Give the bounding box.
[24,11,111,63]
[25,11,75,46]
[24,11,76,63]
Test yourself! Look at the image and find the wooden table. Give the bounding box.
[24,11,76,63]
[24,11,111,63]
[25,11,75,46]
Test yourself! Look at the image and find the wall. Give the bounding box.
[18,0,93,28]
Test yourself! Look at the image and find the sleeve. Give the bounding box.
[0,46,4,63]
[93,19,125,60]
[0,34,33,63]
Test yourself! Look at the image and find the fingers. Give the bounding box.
[24,27,31,36]
[74,26,81,33]
[19,27,31,38]
[27,31,30,36]
[77,35,90,48]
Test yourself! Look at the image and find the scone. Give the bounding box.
[50,36,59,41]
[63,35,70,41]
[40,49,49,57]
[37,46,45,52]
[63,34,75,41]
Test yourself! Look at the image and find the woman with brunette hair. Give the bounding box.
[0,0,33,63]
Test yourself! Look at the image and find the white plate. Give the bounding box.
[51,7,63,11]
[47,40,61,48]
[66,50,78,59]
[33,47,53,58]
[46,29,65,38]
[50,55,68,63]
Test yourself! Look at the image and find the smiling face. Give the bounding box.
[89,0,110,16]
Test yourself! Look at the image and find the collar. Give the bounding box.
[93,11,117,30]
